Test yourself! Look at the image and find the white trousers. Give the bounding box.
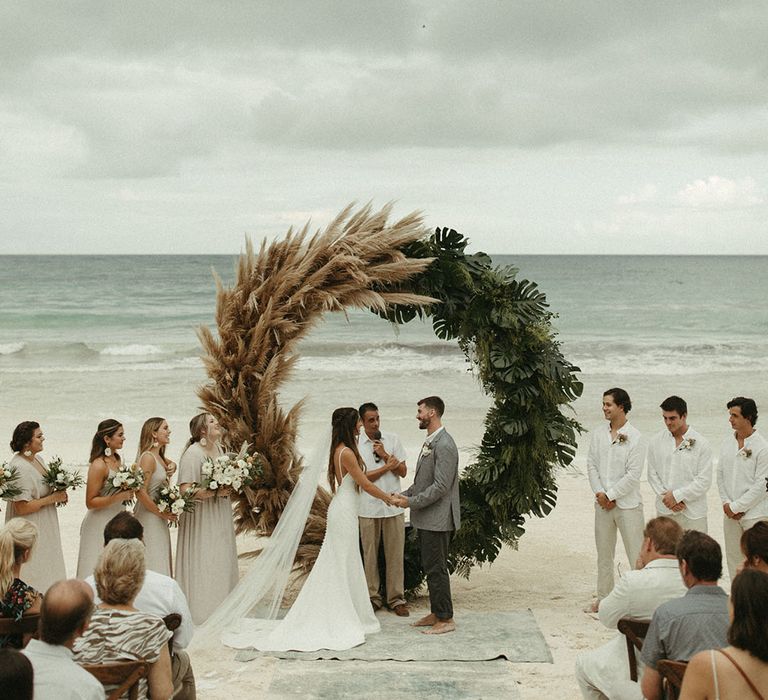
[595,503,644,601]
[723,515,768,581]
[575,635,633,700]
[656,510,708,534]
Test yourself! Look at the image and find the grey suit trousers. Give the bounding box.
[419,529,453,620]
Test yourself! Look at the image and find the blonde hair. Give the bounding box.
[94,538,145,605]
[135,416,167,463]
[0,519,38,596]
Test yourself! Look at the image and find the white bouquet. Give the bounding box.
[154,484,196,526]
[0,462,22,500]
[200,443,263,495]
[107,462,145,505]
[42,457,85,506]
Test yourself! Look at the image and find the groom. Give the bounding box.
[392,396,460,635]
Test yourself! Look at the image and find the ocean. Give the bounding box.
[1,255,766,468]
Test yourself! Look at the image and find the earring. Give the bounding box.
[152,441,159,448]
[200,437,207,447]
[104,447,112,457]
[23,450,33,457]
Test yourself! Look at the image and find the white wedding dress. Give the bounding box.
[222,458,380,651]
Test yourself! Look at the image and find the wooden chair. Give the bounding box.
[0,613,40,647]
[657,659,688,700]
[163,612,181,656]
[82,660,149,700]
[617,617,651,682]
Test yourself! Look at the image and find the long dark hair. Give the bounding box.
[10,422,39,453]
[327,407,363,493]
[729,568,768,661]
[89,419,123,463]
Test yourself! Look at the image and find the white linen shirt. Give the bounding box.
[647,428,713,519]
[717,429,768,519]
[587,421,645,509]
[23,639,105,700]
[598,558,687,629]
[358,429,407,518]
[85,568,193,651]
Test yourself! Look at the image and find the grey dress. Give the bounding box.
[76,464,126,578]
[133,452,172,576]
[4,454,67,592]
[175,443,238,624]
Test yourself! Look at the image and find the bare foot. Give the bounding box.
[583,600,599,614]
[422,619,456,635]
[412,613,438,627]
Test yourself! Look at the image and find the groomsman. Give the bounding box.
[357,402,409,616]
[393,396,460,635]
[587,388,645,612]
[647,396,713,533]
[717,397,768,580]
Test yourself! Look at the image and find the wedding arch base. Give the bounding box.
[197,203,582,591]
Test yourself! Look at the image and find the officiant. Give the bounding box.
[357,402,410,617]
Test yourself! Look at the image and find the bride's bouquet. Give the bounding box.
[106,462,145,505]
[200,443,263,495]
[41,457,85,506]
[154,484,196,526]
[0,462,22,500]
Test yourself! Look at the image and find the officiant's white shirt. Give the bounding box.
[647,427,713,519]
[358,430,406,518]
[717,429,768,519]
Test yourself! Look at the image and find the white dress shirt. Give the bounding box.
[647,428,713,519]
[717,429,768,518]
[85,568,193,651]
[358,430,407,518]
[587,421,645,509]
[23,638,105,700]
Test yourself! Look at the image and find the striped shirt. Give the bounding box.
[73,607,171,700]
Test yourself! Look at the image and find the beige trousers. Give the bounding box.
[723,515,768,582]
[172,649,196,700]
[359,514,406,608]
[594,503,644,601]
[656,510,708,534]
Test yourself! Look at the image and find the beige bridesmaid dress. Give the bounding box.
[133,452,173,576]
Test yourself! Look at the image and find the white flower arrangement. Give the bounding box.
[738,447,753,460]
[41,457,85,506]
[679,438,696,451]
[107,462,145,505]
[200,443,263,495]
[614,433,629,445]
[155,484,196,526]
[0,462,22,499]
[420,443,433,458]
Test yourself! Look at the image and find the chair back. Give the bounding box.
[0,613,40,647]
[657,659,688,700]
[163,612,181,655]
[82,659,149,700]
[617,617,651,682]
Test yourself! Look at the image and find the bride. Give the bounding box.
[199,406,400,652]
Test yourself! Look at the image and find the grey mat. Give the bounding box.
[235,610,551,663]
[266,660,521,699]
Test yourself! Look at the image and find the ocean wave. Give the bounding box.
[0,342,25,355]
[100,344,166,356]
[295,346,467,375]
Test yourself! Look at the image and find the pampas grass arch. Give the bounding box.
[197,203,582,588]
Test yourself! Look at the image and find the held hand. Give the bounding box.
[159,511,178,524]
[389,493,408,508]
[51,490,68,505]
[384,454,400,471]
[671,502,686,512]
[595,492,611,510]
[724,503,741,520]
[661,491,677,509]
[164,461,177,478]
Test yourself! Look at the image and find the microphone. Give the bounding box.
[373,430,382,462]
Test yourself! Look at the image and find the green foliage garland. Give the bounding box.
[377,227,583,587]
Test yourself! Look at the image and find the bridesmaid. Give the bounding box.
[76,419,136,579]
[175,412,238,624]
[3,422,66,592]
[133,417,176,575]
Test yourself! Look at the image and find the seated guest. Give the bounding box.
[83,512,195,699]
[74,539,173,700]
[680,568,768,698]
[575,517,686,699]
[637,530,730,700]
[0,518,42,649]
[740,520,768,573]
[0,648,34,700]
[22,579,104,700]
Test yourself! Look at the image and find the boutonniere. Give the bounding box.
[613,433,629,445]
[679,438,696,451]
[420,443,433,458]
[738,448,753,460]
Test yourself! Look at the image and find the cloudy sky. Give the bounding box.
[1,1,767,254]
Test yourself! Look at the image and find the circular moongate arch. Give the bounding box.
[197,203,582,589]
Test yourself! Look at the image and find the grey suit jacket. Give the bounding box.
[403,428,460,532]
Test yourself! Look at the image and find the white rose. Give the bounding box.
[209,480,218,490]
